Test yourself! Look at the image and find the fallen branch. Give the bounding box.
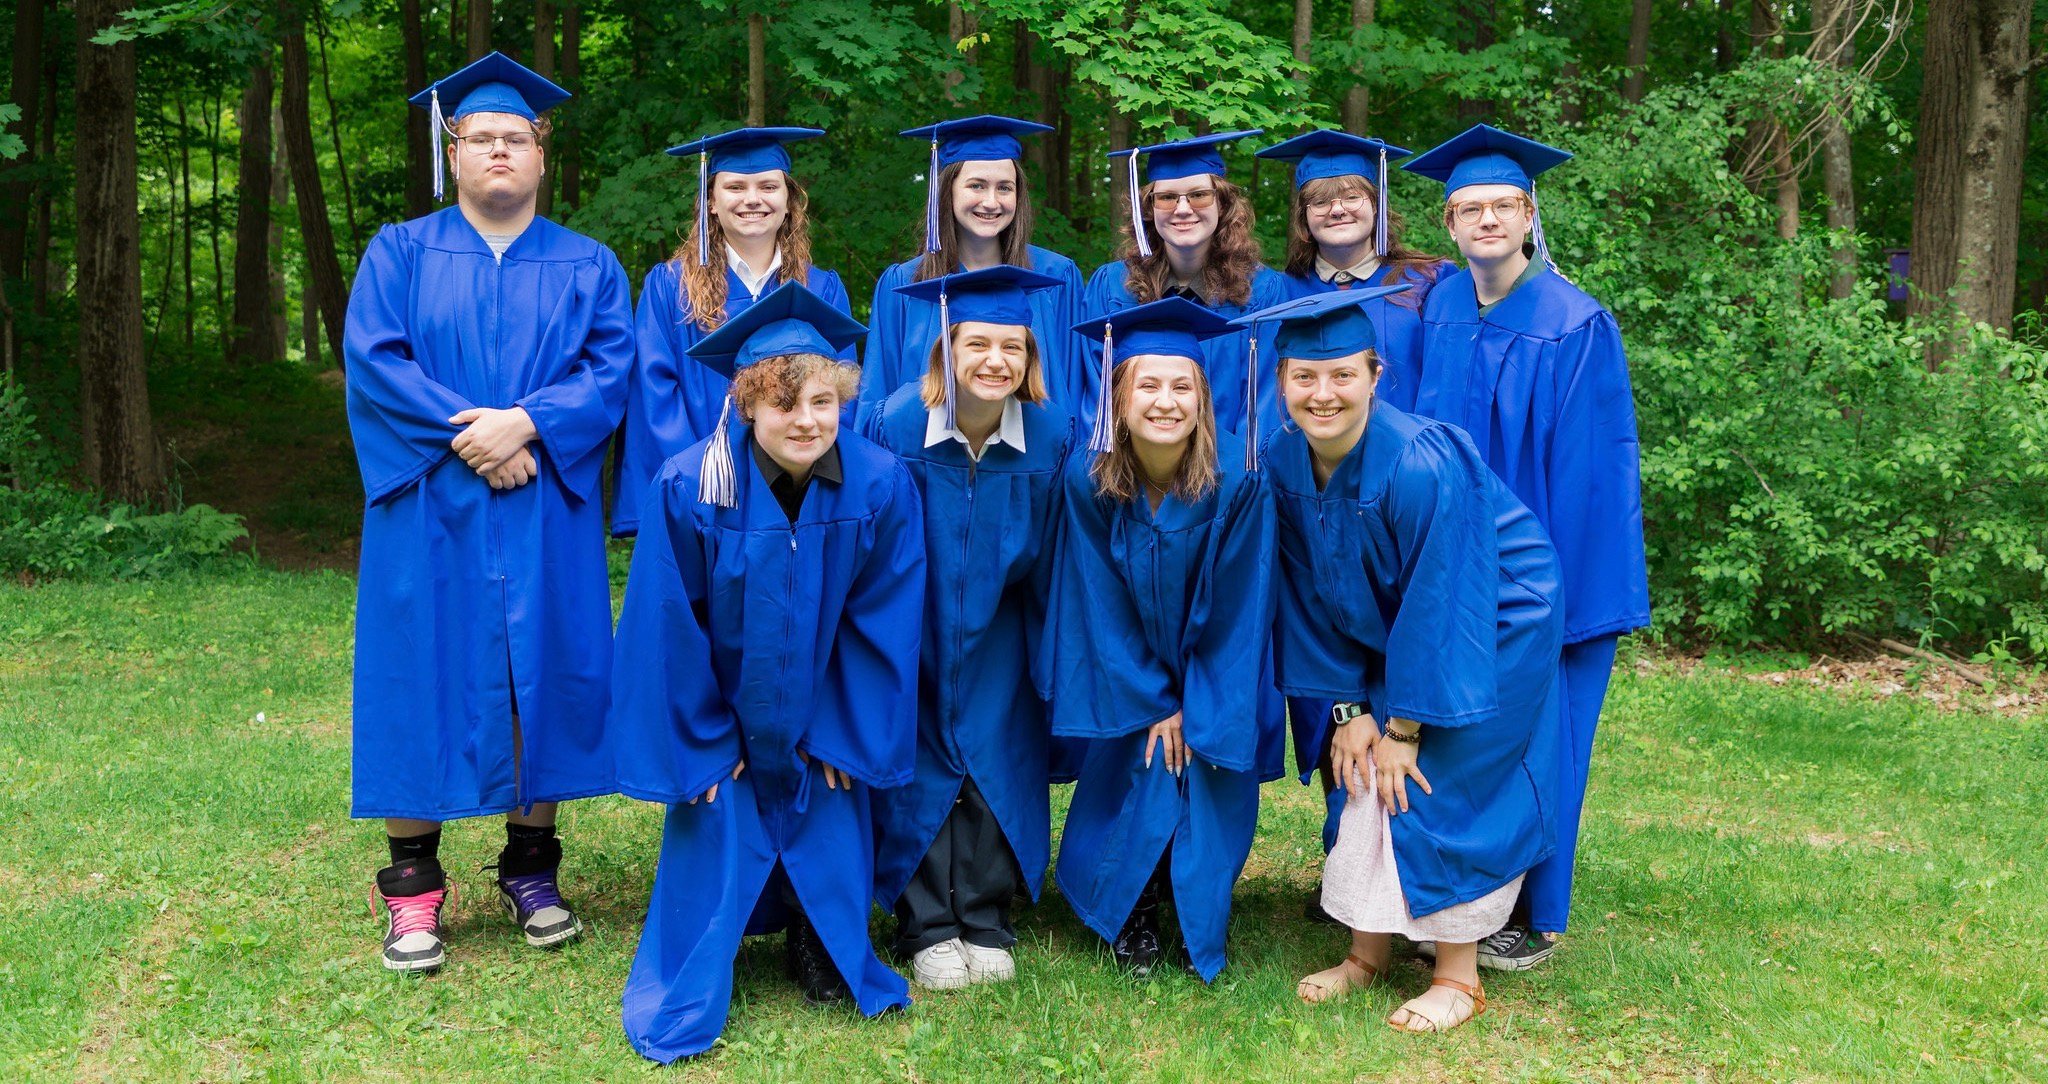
[1876,638,1995,689]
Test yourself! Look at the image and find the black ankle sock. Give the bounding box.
[387,828,442,865]
[498,823,561,878]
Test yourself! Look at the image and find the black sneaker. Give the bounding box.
[372,858,454,973]
[1112,879,1165,978]
[1475,925,1556,971]
[785,915,850,1005]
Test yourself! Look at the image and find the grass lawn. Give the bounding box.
[1,570,2043,1082]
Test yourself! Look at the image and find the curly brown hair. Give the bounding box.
[1089,358,1219,505]
[1112,176,1263,307]
[913,161,1038,282]
[730,353,860,421]
[671,172,817,332]
[1284,177,1449,308]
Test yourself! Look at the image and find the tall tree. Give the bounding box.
[1457,0,1497,123]
[1,0,45,285]
[1907,0,2038,332]
[268,102,290,360]
[1622,0,1654,102]
[468,0,494,59]
[230,56,277,367]
[944,2,977,104]
[400,0,433,219]
[1813,0,1858,299]
[747,13,767,126]
[280,3,349,369]
[312,13,361,255]
[533,0,556,217]
[74,0,164,503]
[560,2,580,210]
[1292,0,1313,86]
[177,93,196,346]
[1341,0,1375,132]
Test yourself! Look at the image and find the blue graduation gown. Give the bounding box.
[856,247,1085,424]
[1045,440,1282,981]
[864,386,1074,910]
[344,207,632,821]
[610,428,925,1064]
[1282,259,1456,419]
[1076,264,1293,450]
[1413,265,1650,930]
[611,261,855,536]
[1267,404,1565,915]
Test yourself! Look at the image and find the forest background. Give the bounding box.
[0,0,2045,659]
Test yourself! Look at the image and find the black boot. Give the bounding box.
[785,913,850,1005]
[1112,876,1165,978]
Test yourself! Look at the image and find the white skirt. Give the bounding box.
[1320,750,1522,943]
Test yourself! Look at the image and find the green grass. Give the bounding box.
[1,571,2043,1081]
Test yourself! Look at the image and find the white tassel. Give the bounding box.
[1126,154,1152,260]
[697,395,738,508]
[696,150,710,267]
[1244,333,1259,472]
[1374,147,1389,259]
[939,290,958,432]
[1530,181,1554,271]
[924,137,943,254]
[1088,326,1116,455]
[430,88,447,202]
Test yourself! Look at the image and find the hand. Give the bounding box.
[482,447,537,490]
[1328,711,1378,801]
[449,406,539,473]
[1144,711,1188,775]
[687,761,746,806]
[1373,719,1430,815]
[797,749,854,791]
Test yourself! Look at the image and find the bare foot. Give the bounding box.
[1388,977,1485,1033]
[1296,952,1382,1004]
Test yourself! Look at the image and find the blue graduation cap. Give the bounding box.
[1071,297,1239,456]
[1402,124,1572,266]
[1106,130,1263,259]
[899,115,1053,254]
[665,127,827,266]
[894,266,1063,432]
[683,281,867,507]
[407,51,571,202]
[1257,130,1412,257]
[1230,284,1413,359]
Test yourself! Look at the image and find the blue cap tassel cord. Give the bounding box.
[1245,333,1259,472]
[1126,154,1152,260]
[939,289,958,432]
[430,88,447,202]
[696,150,711,267]
[1088,326,1116,455]
[698,396,738,508]
[924,137,943,254]
[1530,181,1553,270]
[1374,147,1390,259]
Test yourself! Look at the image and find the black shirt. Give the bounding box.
[750,434,843,525]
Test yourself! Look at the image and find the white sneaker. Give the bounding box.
[960,941,1016,983]
[911,938,972,990]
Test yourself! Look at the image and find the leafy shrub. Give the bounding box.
[0,376,250,581]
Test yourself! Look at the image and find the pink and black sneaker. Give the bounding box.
[372,858,455,973]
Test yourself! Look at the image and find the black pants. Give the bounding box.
[893,777,1020,956]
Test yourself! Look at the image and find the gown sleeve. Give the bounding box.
[1025,417,1078,701]
[818,269,860,365]
[1072,265,1129,432]
[1379,426,1505,728]
[516,247,635,505]
[614,264,692,536]
[1247,268,1294,443]
[857,262,910,412]
[343,227,480,506]
[803,461,927,789]
[1179,474,1279,771]
[1038,254,1085,409]
[1546,311,1651,644]
[1044,461,1180,738]
[609,464,745,803]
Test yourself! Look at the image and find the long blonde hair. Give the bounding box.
[1089,358,1219,505]
[920,326,1049,408]
[672,172,816,330]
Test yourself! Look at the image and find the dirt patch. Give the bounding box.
[1640,649,2046,717]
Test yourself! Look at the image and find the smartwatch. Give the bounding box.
[1330,702,1367,727]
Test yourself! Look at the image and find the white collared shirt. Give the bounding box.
[924,398,1027,463]
[727,245,784,299]
[1314,253,1381,286]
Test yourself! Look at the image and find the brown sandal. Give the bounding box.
[1296,953,1383,1004]
[1388,976,1487,1033]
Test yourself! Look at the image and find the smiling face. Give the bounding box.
[711,170,791,245]
[749,371,842,477]
[447,112,544,206]
[1148,173,1222,251]
[950,321,1031,404]
[1119,355,1206,453]
[1283,351,1379,453]
[950,160,1018,243]
[1444,182,1532,263]
[1303,177,1375,253]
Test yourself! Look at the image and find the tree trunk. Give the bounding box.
[1813,0,1857,299]
[30,43,57,334]
[230,57,277,367]
[400,0,433,219]
[944,2,977,103]
[1745,0,1797,239]
[73,0,164,503]
[747,13,767,126]
[1622,0,1653,102]
[467,0,493,59]
[206,88,226,327]
[1457,0,1497,123]
[1292,0,1313,82]
[1,0,45,284]
[1341,0,1375,133]
[560,2,581,210]
[314,15,360,257]
[177,93,196,346]
[533,0,555,217]
[280,3,349,371]
[1716,0,1737,69]
[303,285,321,369]
[269,102,290,361]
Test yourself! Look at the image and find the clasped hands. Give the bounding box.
[1328,709,1432,816]
[450,406,539,490]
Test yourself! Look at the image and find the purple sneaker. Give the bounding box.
[495,870,582,948]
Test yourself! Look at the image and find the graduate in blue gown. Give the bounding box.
[859,116,1085,423]
[1047,299,1281,982]
[1079,132,1292,457]
[347,52,630,973]
[1255,130,1457,415]
[1235,286,1564,1033]
[612,126,858,537]
[610,283,925,1063]
[1401,124,1651,967]
[862,266,1076,990]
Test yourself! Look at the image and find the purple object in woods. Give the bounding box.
[1885,248,1910,302]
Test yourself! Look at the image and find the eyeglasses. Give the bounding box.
[1306,194,1370,216]
[1449,197,1529,225]
[458,133,538,155]
[1149,188,1218,211]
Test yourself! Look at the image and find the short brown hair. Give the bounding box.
[450,111,554,139]
[1089,358,1219,505]
[1285,176,1448,305]
[730,353,859,421]
[919,326,1049,408]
